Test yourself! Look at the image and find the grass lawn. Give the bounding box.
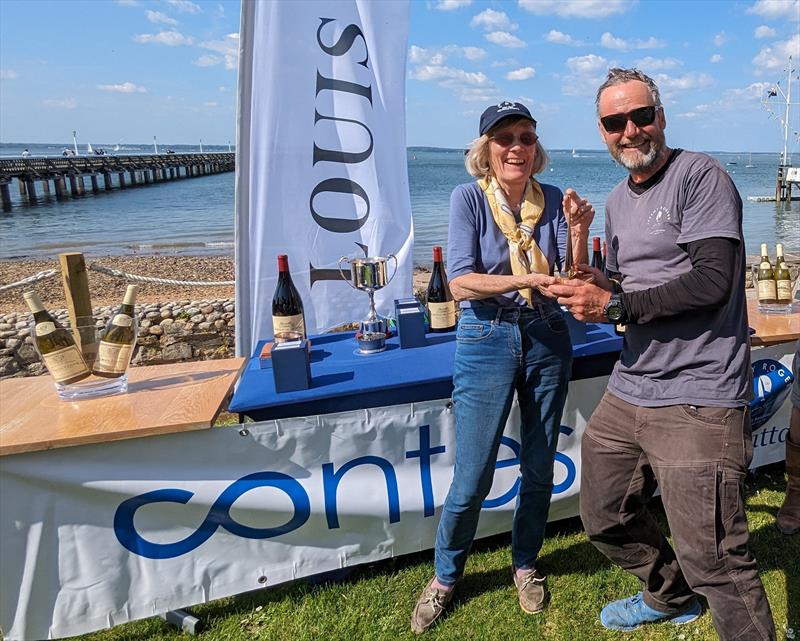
[70,465,797,641]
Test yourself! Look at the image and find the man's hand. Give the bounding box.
[525,273,559,299]
[547,278,613,322]
[571,263,612,290]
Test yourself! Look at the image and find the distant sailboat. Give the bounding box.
[745,152,755,168]
[87,143,93,154]
[113,143,120,152]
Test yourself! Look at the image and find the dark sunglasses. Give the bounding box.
[491,131,538,147]
[600,106,659,133]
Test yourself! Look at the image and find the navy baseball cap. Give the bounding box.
[479,101,536,136]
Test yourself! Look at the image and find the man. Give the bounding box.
[550,68,776,640]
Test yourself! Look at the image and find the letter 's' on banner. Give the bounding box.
[235,1,413,356]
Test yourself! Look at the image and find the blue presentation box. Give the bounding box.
[394,298,426,349]
[271,339,311,392]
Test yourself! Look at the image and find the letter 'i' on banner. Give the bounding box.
[235,1,414,357]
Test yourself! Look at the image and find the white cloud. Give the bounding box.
[753,33,800,69]
[43,98,77,109]
[485,31,526,48]
[600,32,628,50]
[561,54,609,96]
[654,72,714,93]
[134,30,194,46]
[166,0,201,14]
[746,0,800,19]
[199,33,239,70]
[203,101,218,107]
[633,56,682,71]
[97,82,147,93]
[713,32,728,47]
[218,85,229,92]
[754,25,776,38]
[710,54,723,63]
[0,69,19,80]
[519,0,634,18]
[566,54,608,75]
[409,44,486,64]
[470,8,516,31]
[506,67,535,80]
[194,55,221,67]
[409,63,496,102]
[115,0,139,5]
[600,32,666,51]
[545,30,581,46]
[434,0,472,10]
[724,82,773,101]
[146,10,178,25]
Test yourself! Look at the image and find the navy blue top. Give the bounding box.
[447,181,568,308]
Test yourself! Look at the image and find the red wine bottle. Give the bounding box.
[426,246,456,332]
[272,254,306,341]
[591,237,603,271]
[601,240,607,273]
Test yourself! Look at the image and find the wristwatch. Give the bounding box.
[603,294,627,325]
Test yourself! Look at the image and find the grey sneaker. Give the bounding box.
[513,568,548,614]
[411,577,454,634]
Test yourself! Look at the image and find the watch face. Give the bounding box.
[606,301,624,322]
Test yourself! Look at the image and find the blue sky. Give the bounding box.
[1,0,799,153]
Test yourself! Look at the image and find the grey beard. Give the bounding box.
[613,141,659,171]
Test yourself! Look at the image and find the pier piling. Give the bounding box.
[103,173,112,191]
[1,183,12,210]
[24,179,37,203]
[90,175,99,193]
[41,179,51,196]
[54,176,67,199]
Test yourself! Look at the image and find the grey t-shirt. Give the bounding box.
[605,150,752,407]
[447,181,568,308]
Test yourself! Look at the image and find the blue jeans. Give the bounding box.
[434,304,573,585]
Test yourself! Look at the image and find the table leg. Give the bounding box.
[160,609,201,634]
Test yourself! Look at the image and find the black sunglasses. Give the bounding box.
[600,106,658,133]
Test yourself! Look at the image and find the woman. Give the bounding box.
[411,101,594,634]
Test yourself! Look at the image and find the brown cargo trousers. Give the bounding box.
[580,391,776,641]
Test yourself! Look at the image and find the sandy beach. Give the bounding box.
[0,255,434,314]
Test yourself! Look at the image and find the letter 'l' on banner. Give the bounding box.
[235,0,413,356]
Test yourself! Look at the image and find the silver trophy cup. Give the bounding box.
[338,254,398,353]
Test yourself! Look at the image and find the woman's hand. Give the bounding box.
[562,188,595,235]
[525,273,559,299]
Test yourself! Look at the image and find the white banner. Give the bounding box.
[235,0,414,357]
[0,344,794,640]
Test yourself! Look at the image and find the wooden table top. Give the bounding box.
[747,298,800,346]
[0,357,244,456]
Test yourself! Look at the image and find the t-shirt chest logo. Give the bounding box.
[647,205,672,235]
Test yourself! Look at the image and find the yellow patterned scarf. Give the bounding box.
[478,176,550,305]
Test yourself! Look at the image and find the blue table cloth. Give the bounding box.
[229,322,623,421]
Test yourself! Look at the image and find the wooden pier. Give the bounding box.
[0,152,235,210]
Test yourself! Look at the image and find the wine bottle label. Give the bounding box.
[428,301,456,329]
[36,322,56,336]
[757,279,777,300]
[777,280,792,301]
[111,314,133,327]
[42,345,89,383]
[94,341,134,374]
[273,314,305,339]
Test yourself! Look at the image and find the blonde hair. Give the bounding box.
[464,122,550,179]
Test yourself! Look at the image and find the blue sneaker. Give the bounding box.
[600,592,702,632]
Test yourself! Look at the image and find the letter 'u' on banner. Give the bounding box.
[235,0,414,356]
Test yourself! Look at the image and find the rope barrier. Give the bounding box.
[0,269,59,292]
[88,263,234,286]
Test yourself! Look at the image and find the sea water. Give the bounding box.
[1,143,798,264]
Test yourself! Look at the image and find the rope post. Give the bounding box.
[59,252,97,364]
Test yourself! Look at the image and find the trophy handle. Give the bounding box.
[337,256,359,290]
[385,254,398,285]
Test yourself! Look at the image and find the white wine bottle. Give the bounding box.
[23,291,91,385]
[426,246,456,332]
[94,285,139,378]
[775,243,792,304]
[272,254,306,341]
[757,243,777,304]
